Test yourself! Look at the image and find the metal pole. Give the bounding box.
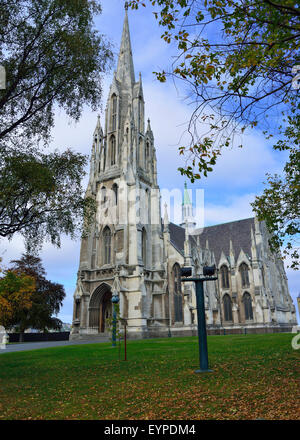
[124,322,127,361]
[112,303,117,347]
[195,280,212,373]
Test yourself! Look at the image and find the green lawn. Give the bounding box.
[0,333,299,420]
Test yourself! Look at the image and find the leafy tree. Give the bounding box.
[251,115,300,270]
[129,0,300,267]
[0,268,35,331]
[0,0,112,148]
[0,0,112,248]
[10,254,66,340]
[0,149,95,249]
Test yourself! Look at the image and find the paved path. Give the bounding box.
[0,339,109,354]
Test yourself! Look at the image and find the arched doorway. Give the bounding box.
[89,284,112,333]
[100,290,112,333]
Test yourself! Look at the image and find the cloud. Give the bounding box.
[1,1,296,326]
[204,193,256,226]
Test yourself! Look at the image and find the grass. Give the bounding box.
[0,333,299,420]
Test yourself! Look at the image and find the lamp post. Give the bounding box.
[111,291,119,348]
[181,265,218,373]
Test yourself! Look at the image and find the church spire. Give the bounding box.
[180,182,196,230]
[116,6,135,87]
[183,182,192,206]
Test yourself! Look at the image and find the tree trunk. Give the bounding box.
[19,332,24,343]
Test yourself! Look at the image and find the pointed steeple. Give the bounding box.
[147,118,151,131]
[180,182,196,230]
[116,7,135,87]
[137,72,144,97]
[251,227,258,260]
[94,114,101,132]
[183,182,192,206]
[229,239,235,266]
[146,118,153,139]
[93,115,103,144]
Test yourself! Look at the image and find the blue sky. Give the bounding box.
[0,0,299,323]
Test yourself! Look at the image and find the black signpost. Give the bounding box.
[181,265,218,373]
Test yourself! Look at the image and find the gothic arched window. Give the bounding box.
[103,227,111,265]
[103,141,107,170]
[261,266,265,288]
[243,292,253,320]
[223,294,233,322]
[101,186,107,205]
[139,137,144,168]
[91,234,97,269]
[172,263,183,322]
[75,299,81,320]
[139,96,143,130]
[110,135,116,166]
[144,188,149,224]
[220,265,229,289]
[146,141,150,171]
[101,186,106,205]
[111,94,117,131]
[142,228,147,265]
[240,263,250,287]
[112,184,118,205]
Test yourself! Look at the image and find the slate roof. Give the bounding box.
[169,222,197,256]
[169,222,186,255]
[169,217,255,263]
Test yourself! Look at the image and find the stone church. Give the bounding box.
[70,9,297,340]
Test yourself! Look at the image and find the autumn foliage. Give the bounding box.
[0,269,35,329]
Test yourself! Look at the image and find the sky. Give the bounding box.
[0,0,299,324]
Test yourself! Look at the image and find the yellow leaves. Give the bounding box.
[0,270,35,327]
[0,296,13,320]
[163,35,171,43]
[0,334,298,420]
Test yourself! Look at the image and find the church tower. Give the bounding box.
[70,6,166,339]
[70,5,296,341]
[180,182,196,231]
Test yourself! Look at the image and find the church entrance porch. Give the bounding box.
[88,283,112,333]
[100,291,112,333]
